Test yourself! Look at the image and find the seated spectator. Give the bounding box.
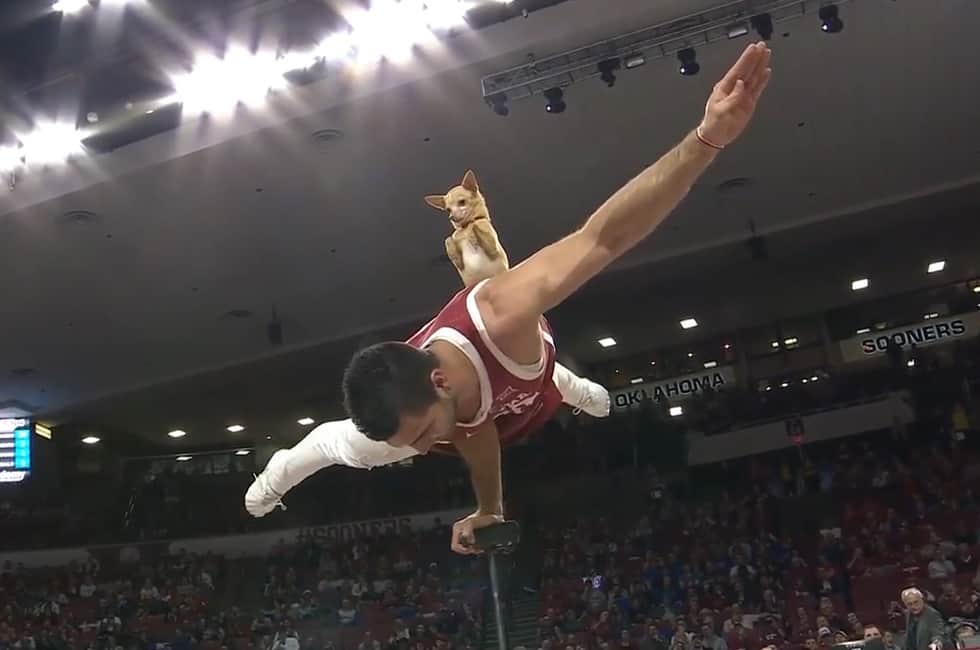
[337,599,358,626]
[702,623,728,650]
[139,578,159,601]
[883,630,900,650]
[937,582,964,618]
[927,549,955,579]
[79,575,97,598]
[954,544,977,573]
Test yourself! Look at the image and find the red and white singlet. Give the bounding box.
[405,279,563,447]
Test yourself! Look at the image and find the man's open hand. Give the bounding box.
[450,512,503,555]
[699,41,772,147]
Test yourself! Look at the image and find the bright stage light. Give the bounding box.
[18,123,83,166]
[173,48,287,114]
[53,0,89,14]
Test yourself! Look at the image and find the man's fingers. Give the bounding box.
[750,68,772,101]
[744,45,771,90]
[717,42,763,93]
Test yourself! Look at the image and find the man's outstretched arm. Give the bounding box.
[480,43,772,336]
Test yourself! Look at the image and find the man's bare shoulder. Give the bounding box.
[474,273,545,361]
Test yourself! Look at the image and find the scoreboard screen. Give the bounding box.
[0,418,31,483]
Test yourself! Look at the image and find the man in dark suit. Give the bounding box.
[903,588,946,650]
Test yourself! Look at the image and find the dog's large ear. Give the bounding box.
[424,195,447,210]
[461,170,479,193]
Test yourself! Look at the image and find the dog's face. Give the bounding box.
[424,170,489,230]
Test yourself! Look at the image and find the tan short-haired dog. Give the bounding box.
[424,170,509,288]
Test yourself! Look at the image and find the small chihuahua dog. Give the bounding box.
[424,170,509,288]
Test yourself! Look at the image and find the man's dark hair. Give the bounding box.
[342,342,439,441]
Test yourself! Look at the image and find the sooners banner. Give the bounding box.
[839,311,980,363]
[610,365,735,412]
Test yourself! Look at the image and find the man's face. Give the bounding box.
[386,374,457,453]
[905,594,925,615]
[805,640,817,650]
[864,627,882,641]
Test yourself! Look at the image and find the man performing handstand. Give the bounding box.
[246,42,772,554]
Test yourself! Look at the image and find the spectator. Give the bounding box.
[902,588,945,650]
[954,544,977,573]
[927,550,955,580]
[79,576,97,598]
[337,599,358,626]
[702,623,728,650]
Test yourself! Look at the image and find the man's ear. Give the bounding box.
[461,170,479,193]
[430,368,449,391]
[424,195,447,210]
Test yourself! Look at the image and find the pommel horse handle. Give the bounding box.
[473,521,521,650]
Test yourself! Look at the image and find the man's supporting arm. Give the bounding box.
[479,43,772,336]
[450,422,505,554]
[453,421,504,516]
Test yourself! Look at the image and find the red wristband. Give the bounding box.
[696,125,725,150]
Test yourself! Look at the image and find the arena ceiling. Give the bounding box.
[1,0,979,449]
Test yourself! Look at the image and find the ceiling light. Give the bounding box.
[687,352,694,358]
[176,455,192,462]
[851,278,869,291]
[726,24,749,39]
[81,436,101,445]
[856,328,871,334]
[780,381,790,388]
[810,375,819,382]
[973,286,980,294]
[487,92,509,117]
[597,58,621,87]
[297,417,315,426]
[18,122,83,166]
[723,343,732,350]
[345,1,435,64]
[226,424,245,433]
[172,48,287,115]
[679,318,698,330]
[669,406,683,417]
[235,449,251,456]
[703,361,718,369]
[927,260,946,274]
[750,13,774,40]
[266,435,272,440]
[819,5,844,33]
[770,341,780,348]
[907,359,916,368]
[630,378,644,385]
[420,0,473,31]
[677,48,700,76]
[801,378,809,384]
[650,361,657,366]
[923,312,939,320]
[597,337,616,348]
[167,429,187,438]
[784,337,799,346]
[53,0,89,13]
[623,53,646,69]
[0,147,23,172]
[544,87,566,114]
